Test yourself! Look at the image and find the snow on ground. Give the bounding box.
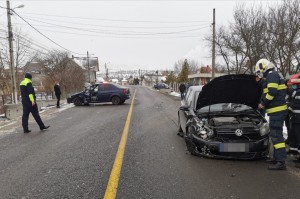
[170,91,181,97]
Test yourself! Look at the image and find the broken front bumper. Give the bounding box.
[190,135,269,159]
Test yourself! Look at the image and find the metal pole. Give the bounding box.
[7,0,17,104]
[87,51,90,83]
[212,8,216,79]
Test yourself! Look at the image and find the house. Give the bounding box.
[188,66,225,85]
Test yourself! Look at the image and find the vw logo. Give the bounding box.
[235,129,243,136]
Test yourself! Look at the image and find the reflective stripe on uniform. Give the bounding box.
[274,142,285,149]
[29,94,34,103]
[20,78,34,103]
[266,104,288,114]
[267,83,279,89]
[20,78,31,86]
[266,93,274,100]
[264,88,268,94]
[278,84,287,90]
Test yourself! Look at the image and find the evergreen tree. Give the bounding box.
[177,59,189,83]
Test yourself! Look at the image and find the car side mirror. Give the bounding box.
[180,105,190,111]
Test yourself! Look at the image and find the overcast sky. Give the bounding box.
[0,0,281,72]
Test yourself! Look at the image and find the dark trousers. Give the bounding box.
[180,92,185,100]
[269,111,288,162]
[22,103,45,131]
[290,113,300,151]
[56,94,60,107]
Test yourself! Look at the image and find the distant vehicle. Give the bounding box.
[67,82,130,106]
[154,83,170,90]
[178,74,269,160]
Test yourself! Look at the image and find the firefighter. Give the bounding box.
[286,74,300,167]
[255,59,288,170]
[20,73,50,133]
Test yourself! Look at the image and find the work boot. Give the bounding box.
[266,158,276,164]
[268,161,286,170]
[24,129,31,133]
[40,125,50,131]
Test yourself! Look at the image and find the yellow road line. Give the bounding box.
[103,90,136,199]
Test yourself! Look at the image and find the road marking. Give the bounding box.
[103,90,136,199]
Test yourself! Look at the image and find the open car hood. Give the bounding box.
[196,74,262,110]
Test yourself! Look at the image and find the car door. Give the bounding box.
[179,89,193,133]
[98,83,112,102]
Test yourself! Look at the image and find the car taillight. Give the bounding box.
[123,89,127,94]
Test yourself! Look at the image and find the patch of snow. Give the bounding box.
[170,91,180,97]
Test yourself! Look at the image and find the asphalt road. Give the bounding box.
[1,86,300,199]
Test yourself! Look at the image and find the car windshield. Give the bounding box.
[196,103,253,113]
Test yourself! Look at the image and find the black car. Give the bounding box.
[67,82,130,106]
[154,83,170,90]
[178,74,269,159]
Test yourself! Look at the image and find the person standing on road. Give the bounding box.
[286,74,300,167]
[256,59,288,170]
[54,82,61,108]
[179,83,186,100]
[20,73,50,133]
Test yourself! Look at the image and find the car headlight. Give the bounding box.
[195,123,214,139]
[260,122,270,136]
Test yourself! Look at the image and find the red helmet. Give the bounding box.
[288,74,300,85]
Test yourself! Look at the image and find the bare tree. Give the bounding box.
[265,0,300,77]
[36,51,86,98]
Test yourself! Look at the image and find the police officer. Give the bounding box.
[255,59,288,170]
[20,73,50,133]
[286,74,300,167]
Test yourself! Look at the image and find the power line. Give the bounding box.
[20,17,210,36]
[21,12,210,24]
[0,28,55,53]
[10,10,85,55]
[22,15,210,29]
[27,27,205,39]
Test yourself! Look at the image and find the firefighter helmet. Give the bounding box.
[287,74,300,86]
[255,59,275,74]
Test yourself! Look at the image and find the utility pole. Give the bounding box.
[7,0,17,104]
[105,63,109,81]
[87,51,90,83]
[212,8,216,79]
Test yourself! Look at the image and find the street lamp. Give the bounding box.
[6,0,24,104]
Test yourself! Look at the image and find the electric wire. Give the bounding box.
[21,12,210,24]
[10,10,85,55]
[27,27,205,39]
[22,17,209,35]
[22,15,210,29]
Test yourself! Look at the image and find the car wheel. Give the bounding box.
[185,127,198,156]
[178,115,183,133]
[73,97,83,106]
[111,96,121,105]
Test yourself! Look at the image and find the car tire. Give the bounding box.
[178,115,183,133]
[185,127,198,156]
[111,96,121,105]
[74,97,83,106]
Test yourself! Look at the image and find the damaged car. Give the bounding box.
[178,74,269,159]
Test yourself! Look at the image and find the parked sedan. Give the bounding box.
[178,74,269,159]
[67,82,130,106]
[154,83,170,90]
